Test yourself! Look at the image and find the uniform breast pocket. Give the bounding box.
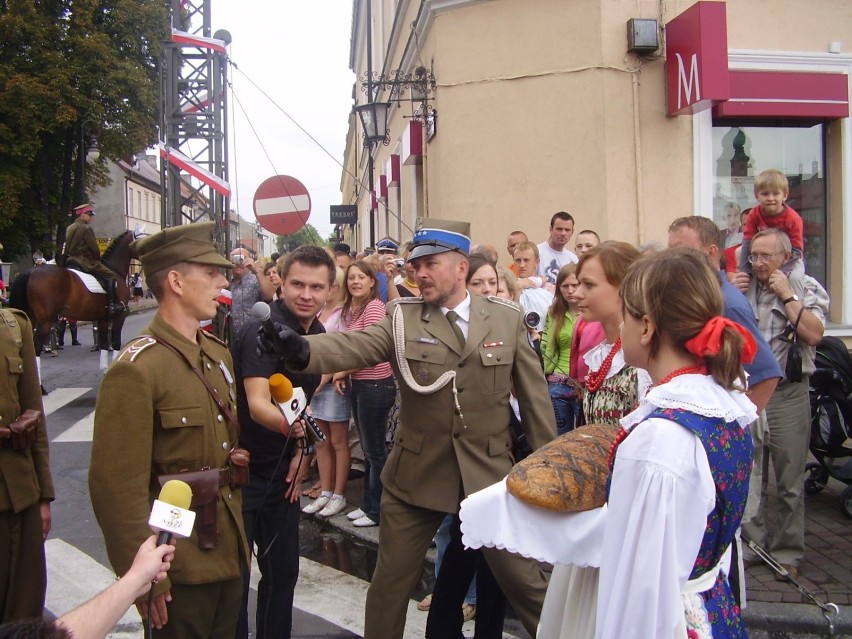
[5,356,23,408]
[478,346,513,395]
[404,340,448,385]
[155,405,206,467]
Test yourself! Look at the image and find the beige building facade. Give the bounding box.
[340,0,852,332]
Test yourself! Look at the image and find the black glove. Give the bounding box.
[255,321,311,370]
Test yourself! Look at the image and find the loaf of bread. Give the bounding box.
[506,423,619,512]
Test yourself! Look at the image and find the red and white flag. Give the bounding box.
[159,144,231,197]
[171,29,227,53]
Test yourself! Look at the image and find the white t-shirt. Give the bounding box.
[537,241,578,284]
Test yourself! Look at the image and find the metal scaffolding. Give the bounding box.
[159,0,231,250]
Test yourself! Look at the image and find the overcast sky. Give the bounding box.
[213,2,355,241]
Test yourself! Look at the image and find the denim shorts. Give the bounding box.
[310,383,351,422]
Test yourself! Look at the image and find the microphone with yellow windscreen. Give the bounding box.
[268,373,325,442]
[149,479,195,545]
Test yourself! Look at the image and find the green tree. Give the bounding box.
[0,0,168,259]
[275,224,326,254]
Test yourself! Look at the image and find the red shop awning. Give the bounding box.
[713,70,849,120]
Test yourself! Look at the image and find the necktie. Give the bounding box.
[445,310,465,347]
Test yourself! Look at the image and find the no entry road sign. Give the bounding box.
[253,175,312,235]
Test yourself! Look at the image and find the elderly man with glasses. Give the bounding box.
[731,228,829,579]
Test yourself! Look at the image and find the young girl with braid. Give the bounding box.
[593,247,756,638]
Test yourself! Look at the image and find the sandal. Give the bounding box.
[417,593,432,612]
[301,482,322,499]
[461,603,476,622]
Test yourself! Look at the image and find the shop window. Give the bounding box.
[711,124,827,288]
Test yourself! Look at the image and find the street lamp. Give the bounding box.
[79,119,100,202]
[355,102,391,145]
[355,102,391,249]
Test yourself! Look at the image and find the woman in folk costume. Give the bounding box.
[595,247,756,638]
[573,241,649,426]
[537,241,649,638]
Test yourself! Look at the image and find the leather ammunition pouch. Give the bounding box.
[158,468,221,550]
[0,409,40,451]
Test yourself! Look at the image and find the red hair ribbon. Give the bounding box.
[684,316,757,364]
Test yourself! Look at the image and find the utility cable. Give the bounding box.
[227,58,413,236]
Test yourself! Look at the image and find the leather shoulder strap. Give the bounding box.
[151,334,240,435]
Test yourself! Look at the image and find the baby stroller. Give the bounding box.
[805,335,852,518]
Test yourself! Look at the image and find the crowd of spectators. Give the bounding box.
[1,164,835,639]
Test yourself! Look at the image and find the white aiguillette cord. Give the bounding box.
[391,304,467,428]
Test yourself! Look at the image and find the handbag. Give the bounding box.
[784,306,805,383]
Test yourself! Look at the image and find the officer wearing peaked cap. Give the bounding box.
[90,222,248,639]
[267,216,557,638]
[63,202,126,314]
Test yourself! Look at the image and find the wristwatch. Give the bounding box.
[782,294,800,305]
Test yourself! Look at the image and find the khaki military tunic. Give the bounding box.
[63,219,114,280]
[89,314,248,602]
[305,295,556,510]
[0,308,54,622]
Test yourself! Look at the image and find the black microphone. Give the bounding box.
[251,301,282,347]
[250,301,311,369]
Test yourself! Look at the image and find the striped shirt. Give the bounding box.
[344,298,393,380]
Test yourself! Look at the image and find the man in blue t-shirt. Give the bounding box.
[668,217,782,411]
[232,245,335,639]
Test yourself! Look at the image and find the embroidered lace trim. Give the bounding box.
[621,374,757,431]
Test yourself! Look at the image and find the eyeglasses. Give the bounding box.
[747,252,783,264]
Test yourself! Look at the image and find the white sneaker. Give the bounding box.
[302,495,331,514]
[318,496,347,518]
[347,508,366,521]
[352,515,378,528]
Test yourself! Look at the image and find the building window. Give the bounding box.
[128,187,134,217]
[711,124,827,288]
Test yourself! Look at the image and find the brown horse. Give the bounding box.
[9,230,138,360]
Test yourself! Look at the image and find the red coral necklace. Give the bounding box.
[584,338,622,394]
[606,363,707,469]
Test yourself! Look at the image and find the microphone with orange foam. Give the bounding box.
[149,480,196,546]
[268,373,325,442]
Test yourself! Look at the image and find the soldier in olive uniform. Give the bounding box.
[62,203,124,314]
[0,307,54,622]
[267,219,557,638]
[89,222,249,639]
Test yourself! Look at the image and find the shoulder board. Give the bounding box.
[115,336,158,363]
[486,296,522,312]
[3,308,29,322]
[200,330,227,347]
[395,297,424,304]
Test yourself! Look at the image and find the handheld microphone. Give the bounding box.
[149,480,196,546]
[268,373,325,442]
[251,301,284,349]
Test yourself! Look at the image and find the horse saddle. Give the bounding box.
[68,269,106,295]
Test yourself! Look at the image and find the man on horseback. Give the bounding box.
[62,203,125,315]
